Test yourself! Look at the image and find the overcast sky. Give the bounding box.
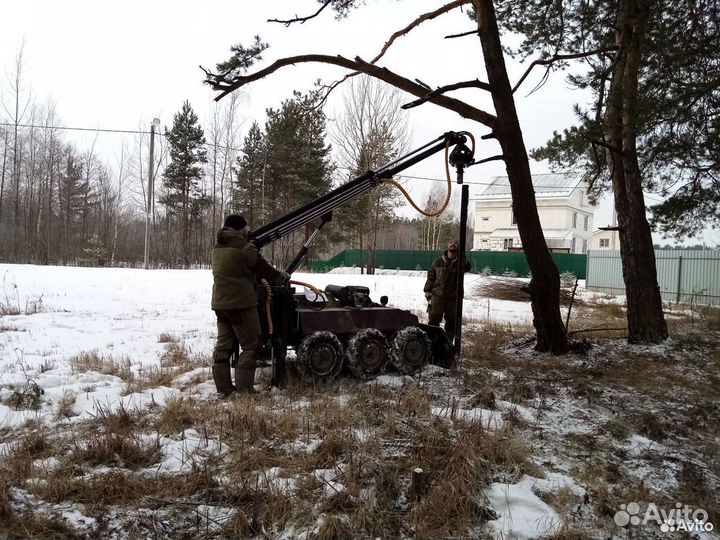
[1,0,713,245]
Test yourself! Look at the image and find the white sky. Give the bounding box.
[1,0,714,246]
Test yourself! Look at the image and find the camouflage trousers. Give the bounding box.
[212,308,261,369]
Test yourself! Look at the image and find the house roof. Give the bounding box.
[476,172,584,200]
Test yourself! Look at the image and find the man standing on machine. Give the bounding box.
[210,214,287,396]
[424,240,471,336]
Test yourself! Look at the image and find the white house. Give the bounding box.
[473,173,594,254]
[592,228,620,250]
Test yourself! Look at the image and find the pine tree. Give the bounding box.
[262,92,333,267]
[231,121,266,225]
[160,100,208,266]
[491,0,720,342]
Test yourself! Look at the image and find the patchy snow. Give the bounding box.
[431,405,504,429]
[485,475,563,539]
[4,263,708,540]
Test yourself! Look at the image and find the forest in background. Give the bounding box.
[0,56,463,271]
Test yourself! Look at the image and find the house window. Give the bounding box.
[511,209,517,225]
[571,238,576,253]
[503,238,514,250]
[582,239,588,253]
[584,215,589,231]
[482,217,489,221]
[599,238,610,248]
[572,212,578,228]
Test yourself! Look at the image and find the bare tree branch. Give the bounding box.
[471,154,504,166]
[371,0,472,64]
[207,54,497,128]
[445,29,479,39]
[401,79,492,110]
[268,1,333,26]
[512,47,618,94]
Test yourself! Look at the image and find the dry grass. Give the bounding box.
[69,351,133,381]
[155,396,200,436]
[0,431,53,484]
[3,381,44,411]
[71,432,161,469]
[475,279,584,305]
[697,305,720,330]
[409,424,506,538]
[0,482,80,540]
[463,322,534,369]
[157,332,177,343]
[123,366,175,395]
[568,302,627,338]
[315,515,352,540]
[54,392,77,420]
[2,305,715,540]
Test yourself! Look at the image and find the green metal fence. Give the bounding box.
[309,249,587,279]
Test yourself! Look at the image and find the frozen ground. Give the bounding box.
[0,263,717,540]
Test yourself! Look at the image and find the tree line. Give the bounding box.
[0,51,459,270]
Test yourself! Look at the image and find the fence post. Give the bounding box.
[585,251,591,287]
[676,255,683,304]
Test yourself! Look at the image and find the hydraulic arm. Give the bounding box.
[249,131,473,254]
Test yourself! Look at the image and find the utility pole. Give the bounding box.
[144,118,160,269]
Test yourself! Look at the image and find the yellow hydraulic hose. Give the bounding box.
[289,280,327,302]
[260,278,273,336]
[382,131,475,218]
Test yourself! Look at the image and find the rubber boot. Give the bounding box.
[235,367,258,394]
[212,364,237,397]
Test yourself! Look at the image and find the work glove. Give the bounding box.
[279,271,291,282]
[424,292,432,301]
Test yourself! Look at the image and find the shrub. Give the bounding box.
[560,271,577,287]
[481,266,493,276]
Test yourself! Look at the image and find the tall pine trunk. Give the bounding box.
[475,0,568,353]
[605,0,667,343]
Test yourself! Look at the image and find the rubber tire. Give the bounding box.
[297,331,344,379]
[390,326,431,375]
[346,328,389,380]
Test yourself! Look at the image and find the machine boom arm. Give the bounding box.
[249,131,469,249]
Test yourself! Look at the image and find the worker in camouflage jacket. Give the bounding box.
[423,241,471,336]
[211,214,287,396]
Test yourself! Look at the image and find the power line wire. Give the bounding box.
[0,121,244,153]
[0,121,673,202]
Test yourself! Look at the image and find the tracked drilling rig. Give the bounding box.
[248,131,475,386]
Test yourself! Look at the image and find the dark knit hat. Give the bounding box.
[224,214,247,231]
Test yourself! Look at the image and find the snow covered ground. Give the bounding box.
[2,263,716,540]
[0,263,541,424]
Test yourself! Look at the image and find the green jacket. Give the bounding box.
[424,251,471,299]
[211,227,283,310]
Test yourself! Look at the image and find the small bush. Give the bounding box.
[55,392,77,419]
[157,332,177,343]
[4,381,43,411]
[481,266,493,276]
[502,268,518,278]
[560,271,577,287]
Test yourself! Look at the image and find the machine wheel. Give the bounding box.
[297,331,344,379]
[346,329,389,380]
[390,326,431,374]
